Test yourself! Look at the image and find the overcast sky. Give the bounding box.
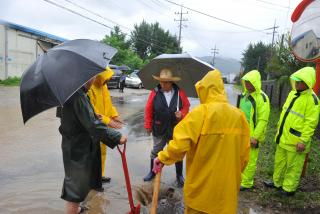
[1,0,302,60]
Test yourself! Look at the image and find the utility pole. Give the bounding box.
[265,20,279,79]
[271,20,279,48]
[174,5,188,50]
[211,45,219,66]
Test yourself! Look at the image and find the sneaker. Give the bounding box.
[102,176,111,183]
[263,180,281,189]
[240,185,252,191]
[280,189,295,197]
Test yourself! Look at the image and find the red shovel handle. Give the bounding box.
[117,142,140,214]
[117,141,126,155]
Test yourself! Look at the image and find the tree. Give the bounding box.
[101,26,143,70]
[130,20,182,61]
[241,42,271,80]
[265,32,312,78]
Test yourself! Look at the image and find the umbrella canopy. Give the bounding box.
[20,39,117,123]
[138,53,214,97]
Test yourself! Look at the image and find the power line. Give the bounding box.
[256,0,292,9]
[41,0,114,30]
[162,0,261,31]
[63,0,131,31]
[42,0,170,51]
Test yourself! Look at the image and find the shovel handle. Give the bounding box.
[117,141,126,155]
[150,170,162,214]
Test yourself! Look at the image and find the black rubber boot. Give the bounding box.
[175,161,184,188]
[143,159,155,181]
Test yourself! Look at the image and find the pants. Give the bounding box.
[273,145,306,192]
[185,206,208,214]
[241,147,259,188]
[150,135,169,159]
[100,142,107,177]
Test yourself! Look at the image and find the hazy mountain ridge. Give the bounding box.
[197,56,241,75]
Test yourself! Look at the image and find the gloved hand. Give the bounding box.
[152,158,164,174]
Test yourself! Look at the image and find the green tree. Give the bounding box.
[130,20,181,61]
[101,26,143,70]
[241,41,271,80]
[265,32,312,78]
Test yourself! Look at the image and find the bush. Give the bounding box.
[0,76,21,86]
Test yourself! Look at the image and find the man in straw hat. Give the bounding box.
[143,68,190,187]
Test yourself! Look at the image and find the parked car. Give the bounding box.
[125,71,144,89]
[107,65,123,89]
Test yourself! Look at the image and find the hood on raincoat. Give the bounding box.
[195,69,227,104]
[94,67,114,86]
[241,70,261,93]
[290,66,316,90]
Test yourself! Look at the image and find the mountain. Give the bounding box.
[197,56,241,75]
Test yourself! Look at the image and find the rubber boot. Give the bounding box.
[175,161,184,188]
[143,159,155,181]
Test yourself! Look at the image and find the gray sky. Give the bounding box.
[1,0,301,60]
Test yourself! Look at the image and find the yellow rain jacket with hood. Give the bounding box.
[240,70,270,188]
[88,67,119,177]
[273,67,319,192]
[158,70,250,214]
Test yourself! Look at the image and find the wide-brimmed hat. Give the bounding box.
[152,69,181,82]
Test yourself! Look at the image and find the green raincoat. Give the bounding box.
[59,87,122,202]
[273,67,319,192]
[240,70,270,188]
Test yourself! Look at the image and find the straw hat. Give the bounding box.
[152,69,181,82]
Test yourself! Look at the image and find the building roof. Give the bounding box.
[0,19,68,43]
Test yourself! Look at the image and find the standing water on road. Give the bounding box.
[0,85,260,214]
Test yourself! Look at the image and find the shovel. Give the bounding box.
[117,142,141,214]
[150,169,162,214]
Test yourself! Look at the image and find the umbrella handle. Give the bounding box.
[150,170,162,214]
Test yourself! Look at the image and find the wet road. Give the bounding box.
[0,84,252,214]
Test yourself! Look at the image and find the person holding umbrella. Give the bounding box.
[143,68,190,187]
[152,70,250,214]
[59,76,127,214]
[88,67,123,185]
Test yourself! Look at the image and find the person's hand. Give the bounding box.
[119,136,127,145]
[296,142,306,152]
[152,158,164,174]
[96,114,103,120]
[112,116,125,125]
[146,128,152,136]
[175,111,182,120]
[108,119,123,129]
[250,138,258,148]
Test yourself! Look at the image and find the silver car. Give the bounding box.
[125,72,144,89]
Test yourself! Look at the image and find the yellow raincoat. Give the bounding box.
[273,67,319,192]
[240,70,270,188]
[158,70,250,214]
[88,67,119,176]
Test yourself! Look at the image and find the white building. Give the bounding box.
[0,20,67,80]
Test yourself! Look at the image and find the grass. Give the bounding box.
[0,76,21,86]
[240,107,320,212]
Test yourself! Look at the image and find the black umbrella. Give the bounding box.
[138,53,214,97]
[20,39,117,123]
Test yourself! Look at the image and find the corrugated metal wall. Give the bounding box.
[0,23,60,80]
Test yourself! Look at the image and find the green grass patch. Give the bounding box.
[240,107,320,212]
[0,76,21,86]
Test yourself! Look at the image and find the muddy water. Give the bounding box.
[0,85,259,214]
